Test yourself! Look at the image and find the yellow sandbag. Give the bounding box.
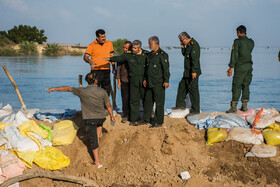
[52,120,79,146]
[262,124,280,146]
[206,127,228,145]
[18,120,49,150]
[0,122,12,131]
[10,150,36,168]
[34,146,70,170]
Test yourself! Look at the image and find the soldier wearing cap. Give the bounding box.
[175,32,201,115]
[142,36,170,128]
[226,25,254,113]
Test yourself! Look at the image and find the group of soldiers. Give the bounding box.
[46,25,256,166]
[82,25,255,128]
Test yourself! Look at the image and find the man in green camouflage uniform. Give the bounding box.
[175,32,201,114]
[108,40,148,126]
[142,36,170,128]
[226,25,254,113]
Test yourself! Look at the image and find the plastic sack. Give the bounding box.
[39,123,52,142]
[0,122,12,131]
[262,124,280,146]
[18,120,49,150]
[245,144,277,158]
[212,113,248,130]
[52,120,79,146]
[2,111,29,126]
[257,108,279,117]
[226,127,263,145]
[246,115,275,129]
[5,126,39,152]
[168,108,190,118]
[274,114,280,123]
[30,132,52,150]
[236,108,256,120]
[10,150,36,168]
[0,150,26,179]
[0,131,11,150]
[206,127,228,145]
[187,112,212,125]
[0,104,13,120]
[33,146,70,170]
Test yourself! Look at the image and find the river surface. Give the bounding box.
[0,47,279,112]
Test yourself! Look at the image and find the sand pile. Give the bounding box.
[20,112,280,187]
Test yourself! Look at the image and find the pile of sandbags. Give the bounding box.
[0,104,79,185]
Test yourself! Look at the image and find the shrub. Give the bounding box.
[0,47,18,56]
[19,41,38,55]
[42,43,63,56]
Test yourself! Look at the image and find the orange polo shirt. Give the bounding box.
[85,40,114,70]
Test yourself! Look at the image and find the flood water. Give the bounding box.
[0,47,280,112]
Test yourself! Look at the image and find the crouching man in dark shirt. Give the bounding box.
[46,72,116,168]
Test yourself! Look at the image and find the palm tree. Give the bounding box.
[19,41,38,55]
[42,43,63,56]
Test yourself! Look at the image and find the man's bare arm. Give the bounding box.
[105,102,116,123]
[45,86,72,93]
[83,53,96,68]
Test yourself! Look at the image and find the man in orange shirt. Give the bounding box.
[83,29,114,96]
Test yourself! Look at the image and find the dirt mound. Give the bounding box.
[20,113,280,187]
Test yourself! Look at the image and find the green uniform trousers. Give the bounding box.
[176,77,200,113]
[143,85,165,124]
[130,83,145,121]
[232,69,252,101]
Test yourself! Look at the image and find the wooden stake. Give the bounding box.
[2,65,26,110]
[0,170,98,187]
[79,75,83,87]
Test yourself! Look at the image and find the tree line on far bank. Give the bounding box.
[0,25,128,57]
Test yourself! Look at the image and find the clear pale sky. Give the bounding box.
[0,0,279,47]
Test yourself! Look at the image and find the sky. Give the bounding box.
[0,0,280,48]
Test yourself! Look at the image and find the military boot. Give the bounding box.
[240,100,249,112]
[226,101,238,113]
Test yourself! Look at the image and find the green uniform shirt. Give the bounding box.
[71,85,110,119]
[229,35,254,70]
[145,48,170,88]
[182,38,201,78]
[110,50,148,86]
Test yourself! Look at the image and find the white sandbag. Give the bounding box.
[2,111,29,126]
[168,108,190,118]
[274,114,280,123]
[212,113,248,130]
[256,108,279,117]
[226,127,263,145]
[0,104,13,121]
[246,115,275,129]
[0,130,12,150]
[30,132,52,150]
[187,112,212,125]
[22,109,39,119]
[4,126,39,152]
[245,144,277,158]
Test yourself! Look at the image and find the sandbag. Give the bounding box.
[206,128,228,145]
[4,126,39,152]
[39,122,52,141]
[34,146,70,170]
[274,114,280,123]
[10,150,36,168]
[30,132,52,150]
[246,115,275,129]
[236,108,256,120]
[0,104,12,120]
[0,150,26,179]
[258,108,279,117]
[245,144,277,158]
[168,108,190,118]
[226,127,263,145]
[0,122,12,131]
[52,120,79,146]
[212,113,248,130]
[2,111,29,126]
[262,124,280,146]
[187,112,212,125]
[18,120,49,150]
